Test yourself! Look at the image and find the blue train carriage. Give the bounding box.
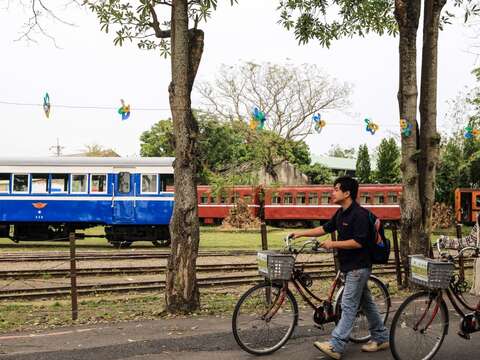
[0,157,175,248]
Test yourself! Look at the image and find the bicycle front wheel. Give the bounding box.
[232,282,298,355]
[390,291,448,360]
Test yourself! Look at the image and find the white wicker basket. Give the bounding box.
[257,251,294,280]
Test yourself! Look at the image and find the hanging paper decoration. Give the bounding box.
[43,93,51,118]
[364,118,379,135]
[118,99,131,120]
[464,126,480,139]
[400,118,413,137]
[312,113,326,133]
[250,107,266,130]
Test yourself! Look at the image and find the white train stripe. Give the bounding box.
[264,204,400,208]
[0,196,174,201]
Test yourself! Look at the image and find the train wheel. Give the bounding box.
[110,240,133,249]
[152,239,171,247]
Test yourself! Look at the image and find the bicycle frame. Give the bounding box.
[262,266,343,324]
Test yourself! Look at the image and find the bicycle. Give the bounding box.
[231,235,391,355]
[389,241,480,360]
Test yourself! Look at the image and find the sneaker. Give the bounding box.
[313,341,342,360]
[361,340,390,352]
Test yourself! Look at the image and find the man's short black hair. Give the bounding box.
[334,176,359,200]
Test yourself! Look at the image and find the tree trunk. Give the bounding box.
[166,0,204,313]
[418,0,446,256]
[394,0,422,282]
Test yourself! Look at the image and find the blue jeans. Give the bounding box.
[330,268,389,354]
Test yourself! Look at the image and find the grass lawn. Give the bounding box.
[0,225,469,252]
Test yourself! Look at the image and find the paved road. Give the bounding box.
[0,312,478,360]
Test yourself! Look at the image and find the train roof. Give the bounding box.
[0,157,174,173]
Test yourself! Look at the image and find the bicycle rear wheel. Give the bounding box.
[335,275,391,343]
[232,282,298,355]
[390,291,448,360]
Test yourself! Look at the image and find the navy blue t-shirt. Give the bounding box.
[322,201,372,273]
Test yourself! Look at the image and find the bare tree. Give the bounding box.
[196,62,351,140]
[2,0,81,46]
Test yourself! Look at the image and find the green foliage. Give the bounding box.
[436,136,465,204]
[277,0,397,48]
[85,0,237,55]
[140,112,311,184]
[140,120,175,157]
[374,138,400,184]
[83,144,120,157]
[300,163,333,184]
[356,144,371,183]
[328,145,355,158]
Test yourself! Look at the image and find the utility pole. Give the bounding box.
[49,138,64,157]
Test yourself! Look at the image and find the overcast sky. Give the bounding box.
[0,1,477,158]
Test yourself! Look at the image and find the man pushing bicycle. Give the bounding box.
[290,176,389,359]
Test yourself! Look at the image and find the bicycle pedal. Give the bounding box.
[458,331,471,340]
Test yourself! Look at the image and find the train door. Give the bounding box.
[459,191,473,223]
[473,191,480,224]
[112,171,135,223]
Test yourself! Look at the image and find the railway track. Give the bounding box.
[0,261,405,279]
[0,267,406,301]
[0,250,259,262]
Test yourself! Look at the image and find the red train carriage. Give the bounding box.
[455,188,480,224]
[264,184,402,224]
[197,185,259,224]
[196,184,402,225]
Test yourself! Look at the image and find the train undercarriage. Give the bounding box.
[0,223,171,248]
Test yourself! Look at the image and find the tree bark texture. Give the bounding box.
[166,0,204,313]
[418,0,446,256]
[394,0,423,281]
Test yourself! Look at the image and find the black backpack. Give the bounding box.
[366,210,391,264]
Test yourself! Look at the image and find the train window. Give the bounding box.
[219,192,227,204]
[91,174,107,193]
[209,195,216,204]
[308,192,318,205]
[201,193,209,204]
[51,174,69,193]
[360,192,371,204]
[388,192,398,204]
[141,174,158,194]
[71,174,87,193]
[243,195,252,204]
[296,192,306,205]
[231,192,240,204]
[0,173,9,193]
[374,194,385,204]
[321,193,331,204]
[31,174,49,193]
[284,193,293,204]
[476,195,480,208]
[272,192,281,204]
[159,174,174,192]
[118,172,131,194]
[13,174,29,193]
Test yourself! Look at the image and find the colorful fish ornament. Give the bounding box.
[118,99,131,120]
[43,93,51,118]
[250,107,266,130]
[364,118,379,135]
[400,118,413,137]
[312,113,326,133]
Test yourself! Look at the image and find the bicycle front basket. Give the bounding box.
[257,251,294,280]
[409,255,454,289]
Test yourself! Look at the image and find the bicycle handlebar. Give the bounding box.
[436,240,479,260]
[283,236,332,254]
